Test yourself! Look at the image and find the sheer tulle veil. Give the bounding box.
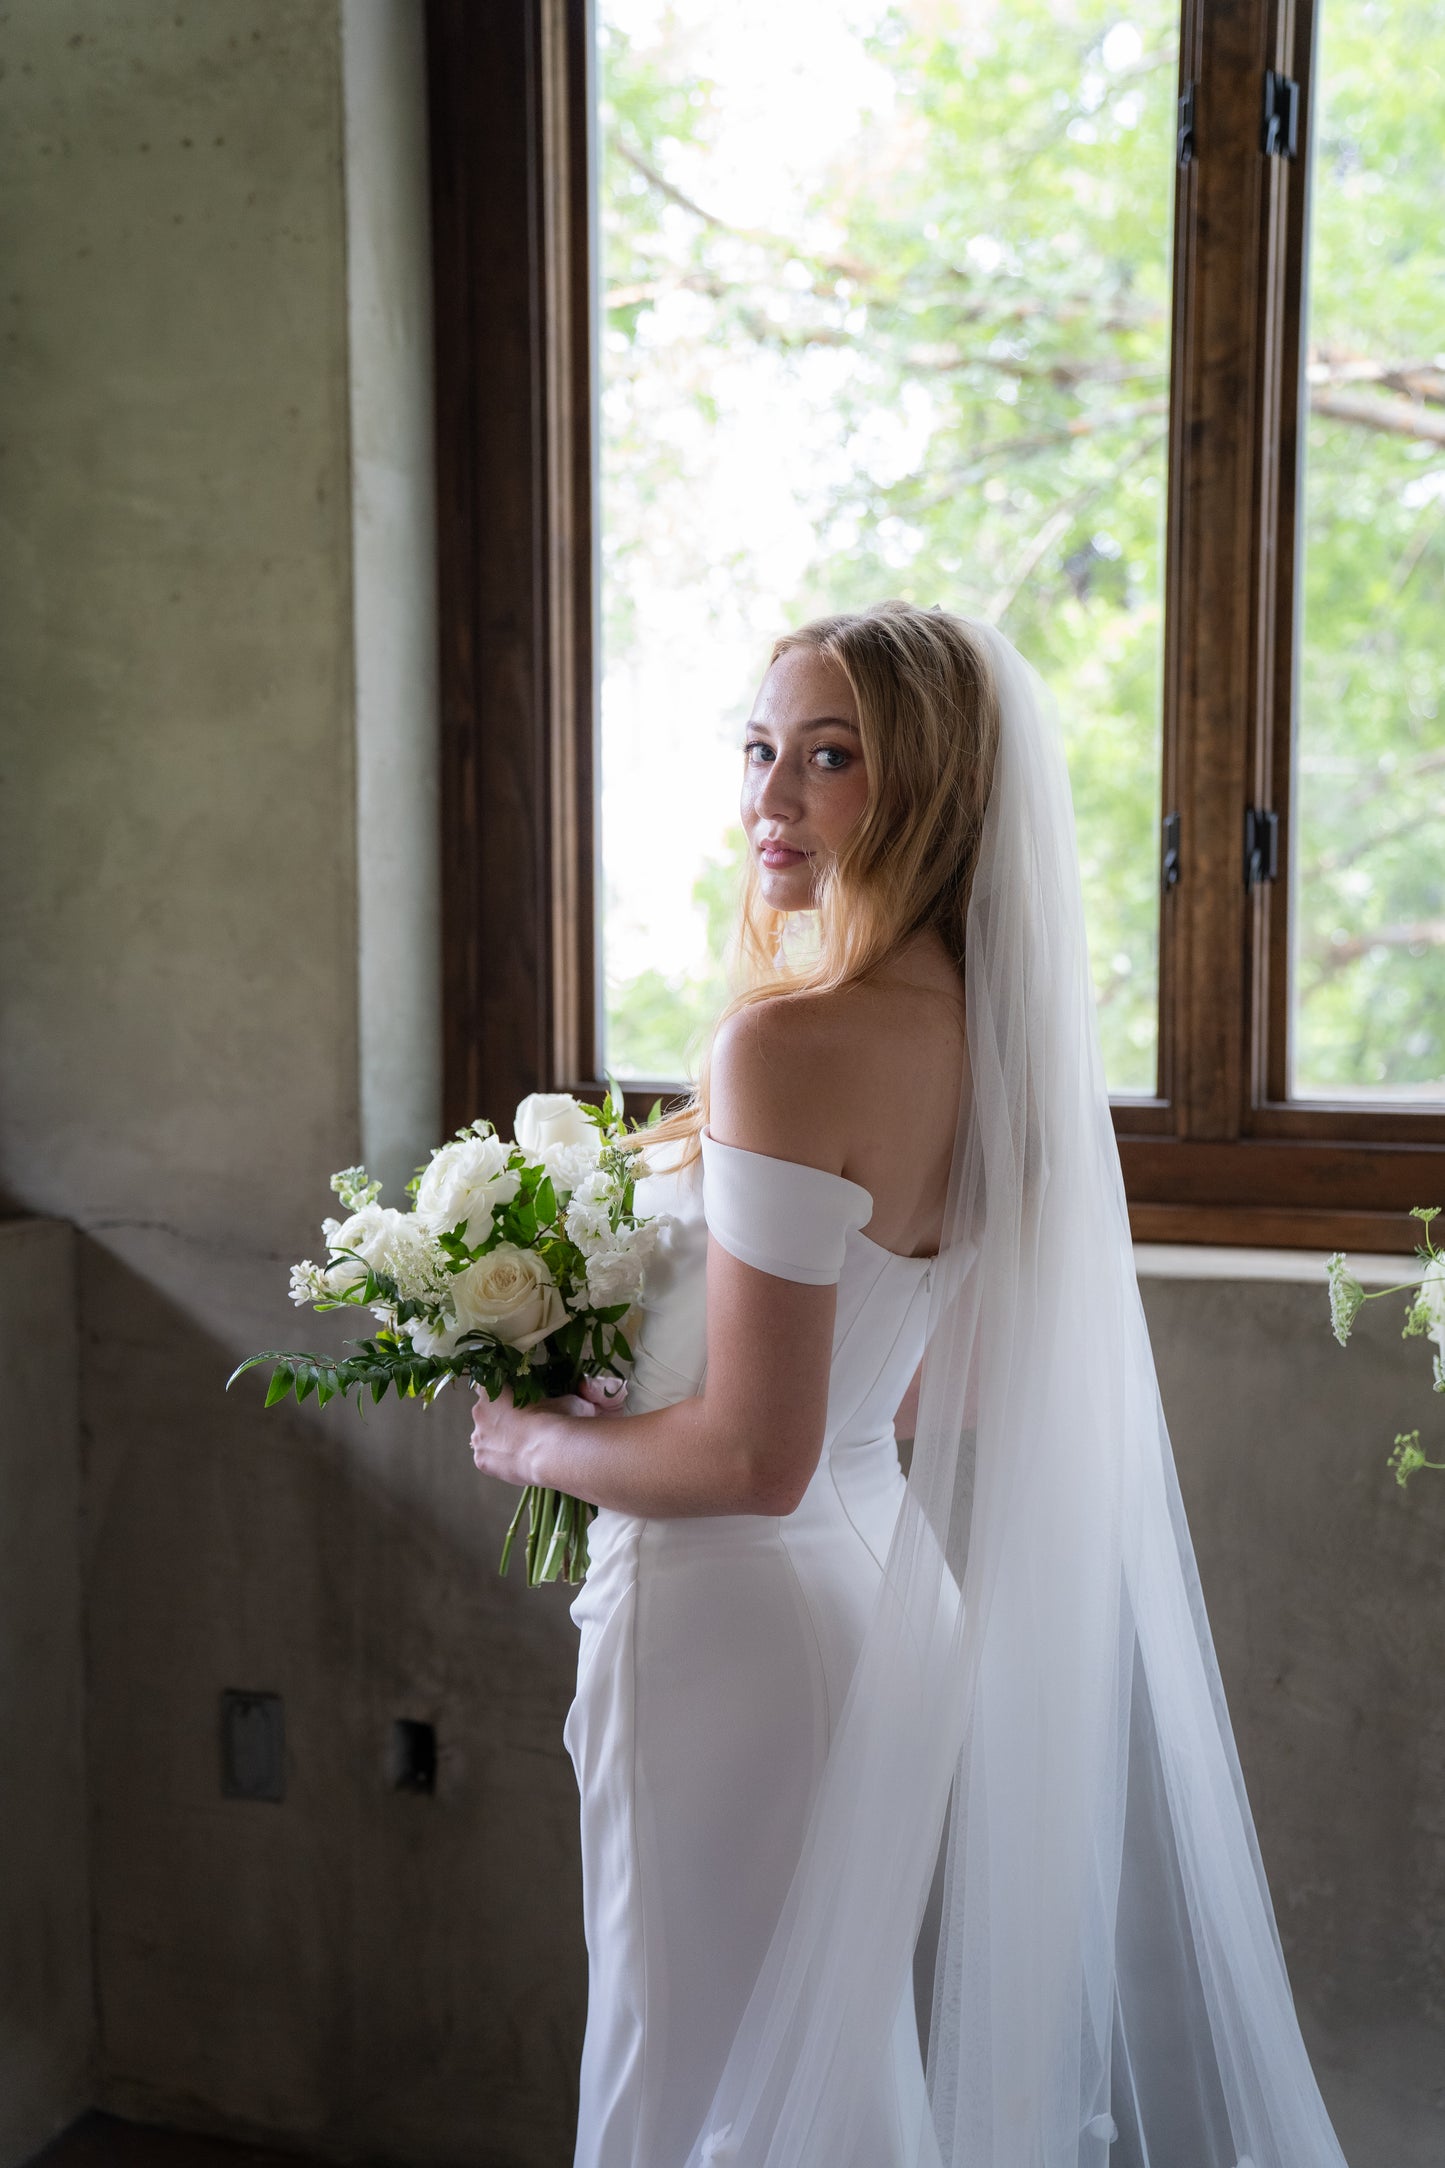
[682,618,1351,2167]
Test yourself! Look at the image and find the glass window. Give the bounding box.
[1289,1,1445,1100]
[596,0,1179,1091]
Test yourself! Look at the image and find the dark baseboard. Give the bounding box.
[26,2115,324,2168]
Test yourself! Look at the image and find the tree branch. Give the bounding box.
[985,426,1167,623]
[1309,386,1445,445]
[1304,917,1445,976]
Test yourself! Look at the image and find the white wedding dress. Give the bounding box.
[563,1130,953,2168]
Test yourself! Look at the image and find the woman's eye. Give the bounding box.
[744,740,774,765]
[813,746,851,771]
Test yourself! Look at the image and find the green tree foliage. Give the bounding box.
[1290,1,1445,1092]
[599,0,1445,1097]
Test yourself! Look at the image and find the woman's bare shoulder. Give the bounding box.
[709,973,962,1172]
[708,989,863,1171]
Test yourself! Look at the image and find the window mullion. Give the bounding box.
[1164,0,1283,1143]
[1260,0,1316,1111]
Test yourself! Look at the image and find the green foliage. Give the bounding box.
[598,0,1445,1100]
[1288,2,1445,1093]
[330,1164,383,1211]
[230,1336,444,1415]
[1326,1203,1445,1486]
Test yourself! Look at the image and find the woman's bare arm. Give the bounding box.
[473,1236,835,1517]
[471,1008,847,1518]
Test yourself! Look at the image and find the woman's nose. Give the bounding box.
[755,754,802,817]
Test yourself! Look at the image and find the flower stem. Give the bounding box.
[498,1487,530,1578]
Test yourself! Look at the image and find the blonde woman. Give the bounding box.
[470,605,1354,2168]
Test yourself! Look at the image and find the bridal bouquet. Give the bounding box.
[1326,1205,1445,1488]
[229,1090,664,1585]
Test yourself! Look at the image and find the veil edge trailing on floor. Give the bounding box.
[681,618,1352,2168]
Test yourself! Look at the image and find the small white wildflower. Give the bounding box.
[1325,1252,1365,1346]
[1416,1254,1445,1355]
[288,1261,329,1307]
[381,1216,453,1305]
[566,1168,618,1253]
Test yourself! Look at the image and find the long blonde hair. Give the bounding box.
[643,600,1001,1161]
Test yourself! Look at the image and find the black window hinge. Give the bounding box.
[1162,810,1182,891]
[1177,81,1196,168]
[1262,71,1300,159]
[1244,806,1280,887]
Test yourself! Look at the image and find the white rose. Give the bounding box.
[514,1091,595,1157]
[321,1203,407,1291]
[448,1242,568,1352]
[415,1134,521,1247]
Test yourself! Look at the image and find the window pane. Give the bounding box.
[1290,2,1445,1101]
[597,0,1177,1091]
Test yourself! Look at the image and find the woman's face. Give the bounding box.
[741,646,871,912]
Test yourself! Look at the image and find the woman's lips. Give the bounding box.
[759,842,811,869]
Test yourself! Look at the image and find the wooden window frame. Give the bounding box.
[426,0,1445,1252]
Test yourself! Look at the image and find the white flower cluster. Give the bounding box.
[1417,1254,1445,1343]
[1415,1254,1445,1389]
[291,1201,454,1311]
[283,1089,664,1369]
[564,1168,663,1308]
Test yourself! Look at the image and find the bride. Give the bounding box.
[470,603,1353,2168]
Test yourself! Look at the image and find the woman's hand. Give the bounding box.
[470,1376,628,1487]
[470,1384,553,1488]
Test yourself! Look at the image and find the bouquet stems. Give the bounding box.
[500,1483,598,1586]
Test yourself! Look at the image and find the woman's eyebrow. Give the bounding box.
[744,715,861,733]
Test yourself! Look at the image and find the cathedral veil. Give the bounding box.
[681,619,1351,2168]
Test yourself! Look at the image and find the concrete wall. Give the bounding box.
[344,0,441,1208]
[0,1222,91,2165]
[0,6,584,2164]
[0,6,1440,2168]
[1141,1262,1445,2168]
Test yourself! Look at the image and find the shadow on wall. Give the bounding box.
[3,1219,589,2168]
